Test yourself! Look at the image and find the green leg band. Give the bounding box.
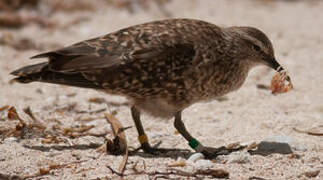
[188,139,199,149]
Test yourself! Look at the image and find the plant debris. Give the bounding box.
[45,0,97,13]
[0,32,61,51]
[50,124,109,139]
[105,113,131,175]
[41,135,64,144]
[106,0,172,16]
[5,106,46,139]
[299,170,320,178]
[0,0,40,11]
[105,113,130,155]
[64,125,95,134]
[293,127,323,136]
[248,177,267,180]
[21,160,87,179]
[107,166,229,179]
[0,13,56,28]
[0,105,9,112]
[1,106,108,143]
[76,108,107,114]
[88,97,107,104]
[23,106,38,122]
[167,160,186,167]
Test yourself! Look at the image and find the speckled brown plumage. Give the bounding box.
[11,18,286,157]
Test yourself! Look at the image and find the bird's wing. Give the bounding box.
[31,35,197,73]
[30,37,124,72]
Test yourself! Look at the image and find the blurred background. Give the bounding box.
[1,0,322,104]
[0,0,321,52]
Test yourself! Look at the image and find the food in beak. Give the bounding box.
[270,66,293,94]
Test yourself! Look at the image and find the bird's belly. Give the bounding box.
[129,97,187,118]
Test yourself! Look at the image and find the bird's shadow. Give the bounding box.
[129,148,193,160]
[21,141,294,160]
[128,142,294,159]
[127,142,246,160]
[22,143,102,152]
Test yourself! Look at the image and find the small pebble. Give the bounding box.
[187,152,205,163]
[265,135,307,152]
[227,151,251,164]
[304,170,320,178]
[250,141,293,155]
[194,159,214,169]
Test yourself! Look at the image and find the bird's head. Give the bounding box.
[225,26,285,73]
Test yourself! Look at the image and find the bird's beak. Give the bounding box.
[267,58,282,71]
[267,58,291,82]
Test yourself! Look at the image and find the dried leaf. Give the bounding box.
[248,177,267,180]
[226,142,244,150]
[105,113,128,154]
[0,105,9,112]
[288,153,301,159]
[105,113,130,175]
[119,148,128,175]
[23,160,86,179]
[293,127,323,136]
[167,161,186,167]
[39,168,50,175]
[196,169,229,178]
[23,106,38,122]
[0,13,27,28]
[75,167,95,174]
[63,125,95,134]
[246,142,258,151]
[45,0,96,13]
[41,135,63,144]
[88,97,106,104]
[0,0,40,11]
[0,13,55,28]
[7,106,21,120]
[303,170,320,178]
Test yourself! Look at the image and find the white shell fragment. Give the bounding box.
[187,152,205,163]
[227,151,251,164]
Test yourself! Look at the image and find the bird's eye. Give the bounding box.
[252,44,261,52]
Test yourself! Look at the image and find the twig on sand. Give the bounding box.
[105,113,131,175]
[293,127,323,136]
[107,165,229,179]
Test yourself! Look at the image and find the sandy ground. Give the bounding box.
[0,0,322,179]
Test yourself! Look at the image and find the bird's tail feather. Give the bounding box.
[10,62,103,89]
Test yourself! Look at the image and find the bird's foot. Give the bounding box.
[139,142,190,155]
[140,142,174,154]
[140,142,162,154]
[200,146,233,159]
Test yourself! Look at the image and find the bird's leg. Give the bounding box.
[131,106,155,153]
[174,111,230,159]
[131,107,191,154]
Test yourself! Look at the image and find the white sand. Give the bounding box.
[0,0,322,179]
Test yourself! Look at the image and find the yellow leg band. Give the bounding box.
[138,134,148,144]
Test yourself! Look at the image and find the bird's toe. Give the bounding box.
[200,146,231,159]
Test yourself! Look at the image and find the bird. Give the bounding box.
[10,18,290,158]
